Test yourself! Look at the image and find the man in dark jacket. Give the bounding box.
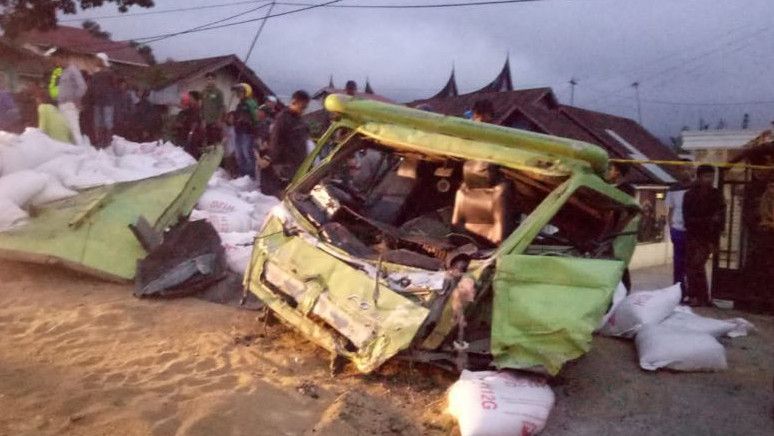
[259,90,310,198]
[683,164,726,306]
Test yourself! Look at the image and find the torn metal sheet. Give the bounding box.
[0,147,222,281]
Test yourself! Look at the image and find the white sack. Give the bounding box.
[197,189,255,215]
[660,306,755,338]
[190,209,256,233]
[599,284,682,338]
[596,282,628,332]
[0,170,49,208]
[0,198,28,230]
[227,175,258,192]
[31,176,77,205]
[36,154,84,185]
[448,370,555,436]
[635,324,727,372]
[220,231,256,274]
[0,128,86,175]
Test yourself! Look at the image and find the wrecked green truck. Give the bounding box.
[245,94,639,375]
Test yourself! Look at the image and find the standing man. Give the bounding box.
[56,62,87,145]
[88,53,117,148]
[344,80,357,96]
[259,90,310,198]
[232,83,259,178]
[0,73,20,132]
[683,165,726,306]
[472,99,495,123]
[201,72,225,146]
[606,161,636,291]
[113,77,134,139]
[666,162,693,295]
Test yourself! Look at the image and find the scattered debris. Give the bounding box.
[296,380,320,399]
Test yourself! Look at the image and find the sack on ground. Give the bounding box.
[190,209,256,233]
[598,283,681,338]
[635,324,727,371]
[31,175,77,206]
[0,170,49,208]
[220,231,256,274]
[0,198,28,230]
[197,189,255,215]
[660,306,755,338]
[447,370,555,436]
[596,282,627,332]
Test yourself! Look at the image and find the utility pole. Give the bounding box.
[569,78,578,106]
[631,81,642,124]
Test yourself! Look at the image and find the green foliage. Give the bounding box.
[0,1,154,38]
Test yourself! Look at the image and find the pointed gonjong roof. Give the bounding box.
[473,57,513,93]
[429,68,459,99]
[364,78,375,94]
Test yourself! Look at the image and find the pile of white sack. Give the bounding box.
[447,370,555,436]
[0,128,279,275]
[597,283,755,372]
[0,129,196,230]
[190,169,278,274]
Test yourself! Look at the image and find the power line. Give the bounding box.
[59,1,271,22]
[131,0,343,43]
[244,1,276,64]
[275,0,544,8]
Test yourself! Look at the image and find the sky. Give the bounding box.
[60,0,774,141]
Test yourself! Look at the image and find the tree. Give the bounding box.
[82,19,111,40]
[0,1,154,38]
[129,41,156,65]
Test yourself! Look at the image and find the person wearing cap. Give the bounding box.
[260,90,310,197]
[86,52,117,147]
[201,72,225,145]
[232,83,259,178]
[264,95,279,119]
[683,164,726,306]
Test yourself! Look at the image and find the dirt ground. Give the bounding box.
[0,261,772,436]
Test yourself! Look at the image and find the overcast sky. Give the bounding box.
[61,0,774,140]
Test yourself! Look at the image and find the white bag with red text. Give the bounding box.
[190,209,257,233]
[598,284,682,338]
[197,189,255,215]
[447,370,555,436]
[635,324,727,372]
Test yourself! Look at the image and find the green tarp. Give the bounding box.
[491,254,623,375]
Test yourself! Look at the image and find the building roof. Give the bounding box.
[681,129,766,151]
[14,25,148,66]
[411,87,681,185]
[119,55,275,98]
[472,57,513,94]
[0,38,52,79]
[428,69,459,99]
[559,105,680,184]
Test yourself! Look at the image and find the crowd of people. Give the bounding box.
[0,51,317,199]
[172,71,312,198]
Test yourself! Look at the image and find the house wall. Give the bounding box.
[152,69,255,113]
[629,185,673,270]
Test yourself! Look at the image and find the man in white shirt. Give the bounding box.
[666,162,693,294]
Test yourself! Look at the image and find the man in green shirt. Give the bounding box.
[201,72,225,146]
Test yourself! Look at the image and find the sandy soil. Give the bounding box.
[0,261,772,436]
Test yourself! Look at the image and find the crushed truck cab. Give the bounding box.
[245,95,639,375]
